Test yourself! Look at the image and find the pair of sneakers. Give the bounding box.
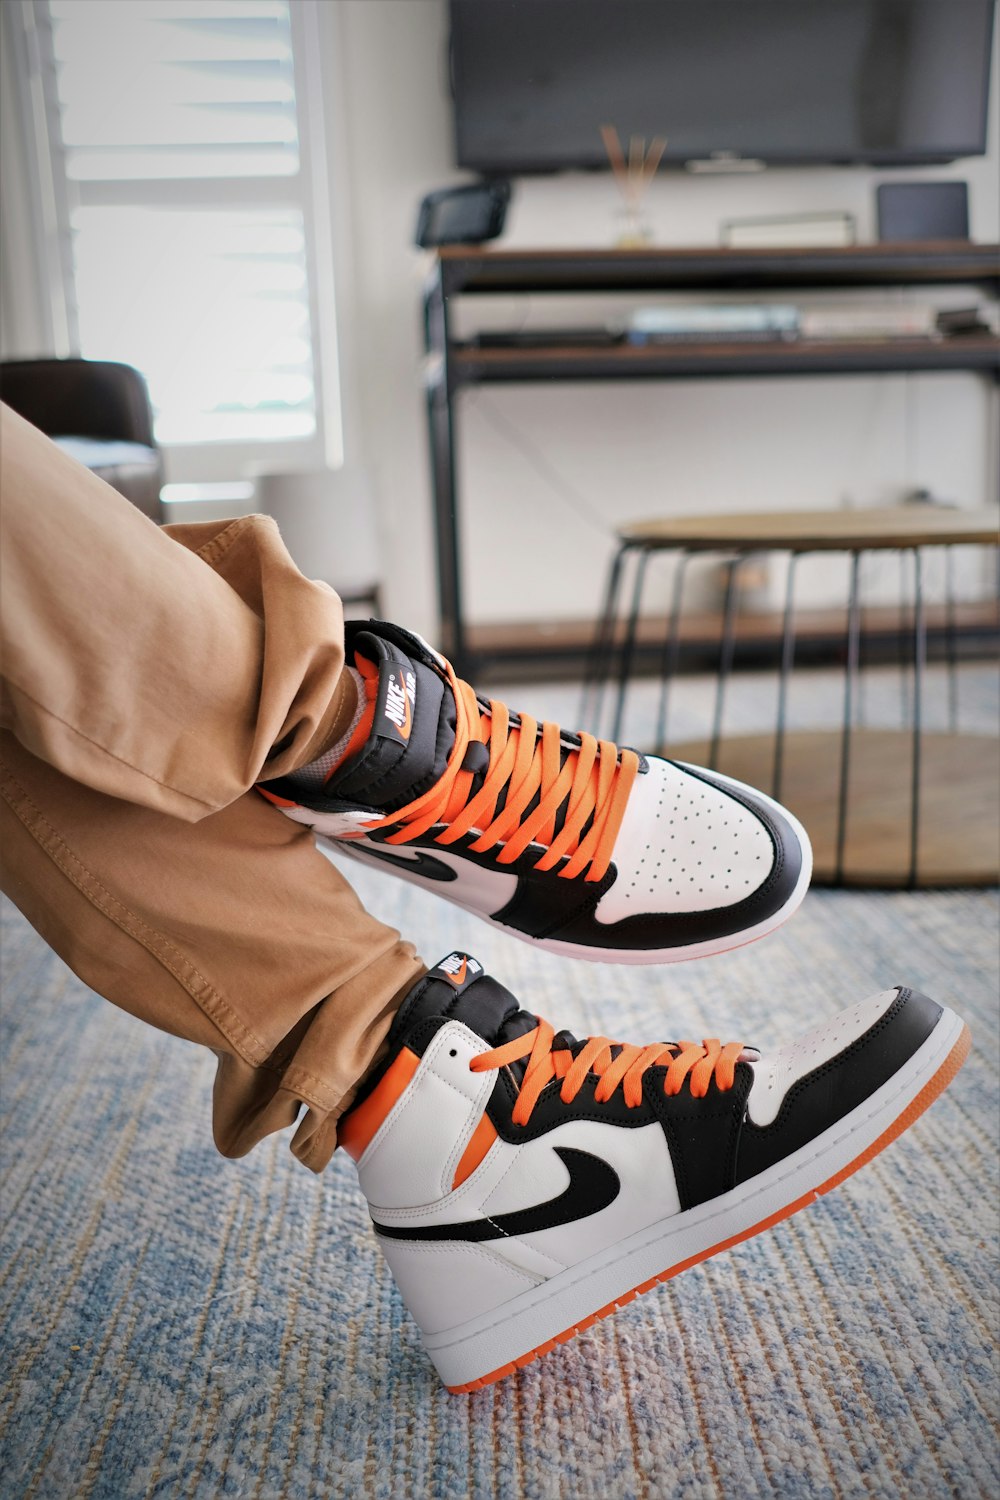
[260,620,970,1392]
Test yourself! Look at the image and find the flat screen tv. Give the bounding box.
[450,0,995,173]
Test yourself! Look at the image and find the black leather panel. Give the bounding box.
[647,1064,755,1212]
[734,988,942,1185]
[491,861,617,936]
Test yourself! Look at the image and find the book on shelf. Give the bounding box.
[627,305,799,342]
[799,305,938,340]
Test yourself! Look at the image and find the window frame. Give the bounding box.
[22,0,343,483]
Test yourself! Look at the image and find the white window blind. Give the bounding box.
[32,0,335,474]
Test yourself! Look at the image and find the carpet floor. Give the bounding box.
[1,860,997,1499]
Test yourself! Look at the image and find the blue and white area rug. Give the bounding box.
[1,868,997,1499]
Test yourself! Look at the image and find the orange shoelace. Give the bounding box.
[365,659,640,883]
[470,1018,745,1127]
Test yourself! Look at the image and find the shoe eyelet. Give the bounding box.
[449,1049,458,1058]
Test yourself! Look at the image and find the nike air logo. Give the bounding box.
[370,1147,620,1242]
[435,952,482,987]
[383,669,415,741]
[343,842,458,883]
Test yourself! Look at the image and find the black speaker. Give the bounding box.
[415,181,511,248]
[876,181,970,243]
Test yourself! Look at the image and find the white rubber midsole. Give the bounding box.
[412,1006,961,1389]
[315,765,814,966]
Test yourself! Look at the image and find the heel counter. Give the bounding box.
[376,1237,543,1337]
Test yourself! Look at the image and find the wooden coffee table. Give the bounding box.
[585,507,999,887]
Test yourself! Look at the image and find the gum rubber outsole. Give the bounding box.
[445,1022,971,1394]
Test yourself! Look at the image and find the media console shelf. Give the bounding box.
[422,241,1000,676]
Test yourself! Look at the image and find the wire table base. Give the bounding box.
[583,507,999,889]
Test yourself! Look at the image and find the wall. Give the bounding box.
[328,0,999,638]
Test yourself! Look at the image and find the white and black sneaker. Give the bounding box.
[259,620,812,965]
[338,953,970,1392]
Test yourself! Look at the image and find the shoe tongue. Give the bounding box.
[389,953,539,1054]
[327,630,456,813]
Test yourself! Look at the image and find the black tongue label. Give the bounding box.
[375,664,416,745]
[431,952,484,993]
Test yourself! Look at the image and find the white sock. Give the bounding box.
[287,667,367,789]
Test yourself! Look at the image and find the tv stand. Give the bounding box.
[422,241,1000,676]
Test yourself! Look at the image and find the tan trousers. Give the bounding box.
[0,405,425,1172]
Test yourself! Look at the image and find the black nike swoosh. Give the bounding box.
[370,1147,620,1242]
[343,843,458,883]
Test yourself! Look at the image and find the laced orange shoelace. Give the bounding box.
[469,1018,745,1127]
[364,658,639,883]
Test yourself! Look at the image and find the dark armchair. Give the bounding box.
[0,358,164,522]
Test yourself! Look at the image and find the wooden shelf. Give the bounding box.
[438,241,1000,296]
[451,335,1000,386]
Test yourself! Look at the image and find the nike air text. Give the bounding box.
[385,671,416,735]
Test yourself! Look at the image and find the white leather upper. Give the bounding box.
[594,757,774,921]
[746,988,901,1126]
[358,1018,682,1336]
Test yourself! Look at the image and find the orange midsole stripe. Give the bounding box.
[452,1113,498,1190]
[338,1046,421,1162]
[446,1023,971,1393]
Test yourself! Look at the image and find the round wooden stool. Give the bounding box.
[584,507,999,888]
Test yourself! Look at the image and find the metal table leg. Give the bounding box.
[909,547,926,889]
[654,550,689,755]
[898,549,910,722]
[944,546,959,733]
[772,552,799,803]
[611,545,651,744]
[834,550,862,885]
[708,558,741,771]
[583,540,628,734]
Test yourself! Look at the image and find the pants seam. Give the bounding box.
[279,1063,340,1112]
[0,763,272,1067]
[193,514,270,569]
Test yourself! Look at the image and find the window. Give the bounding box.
[24,0,338,480]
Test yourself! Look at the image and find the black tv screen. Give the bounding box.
[450,0,995,172]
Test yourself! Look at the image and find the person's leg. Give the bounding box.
[1,402,356,813]
[0,406,424,1169]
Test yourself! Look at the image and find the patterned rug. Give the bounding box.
[2,862,997,1500]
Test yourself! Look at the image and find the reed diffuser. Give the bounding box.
[600,125,666,247]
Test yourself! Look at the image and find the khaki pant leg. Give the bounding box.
[0,407,426,1171]
[1,403,354,812]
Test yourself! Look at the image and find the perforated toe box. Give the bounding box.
[594,759,791,923]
